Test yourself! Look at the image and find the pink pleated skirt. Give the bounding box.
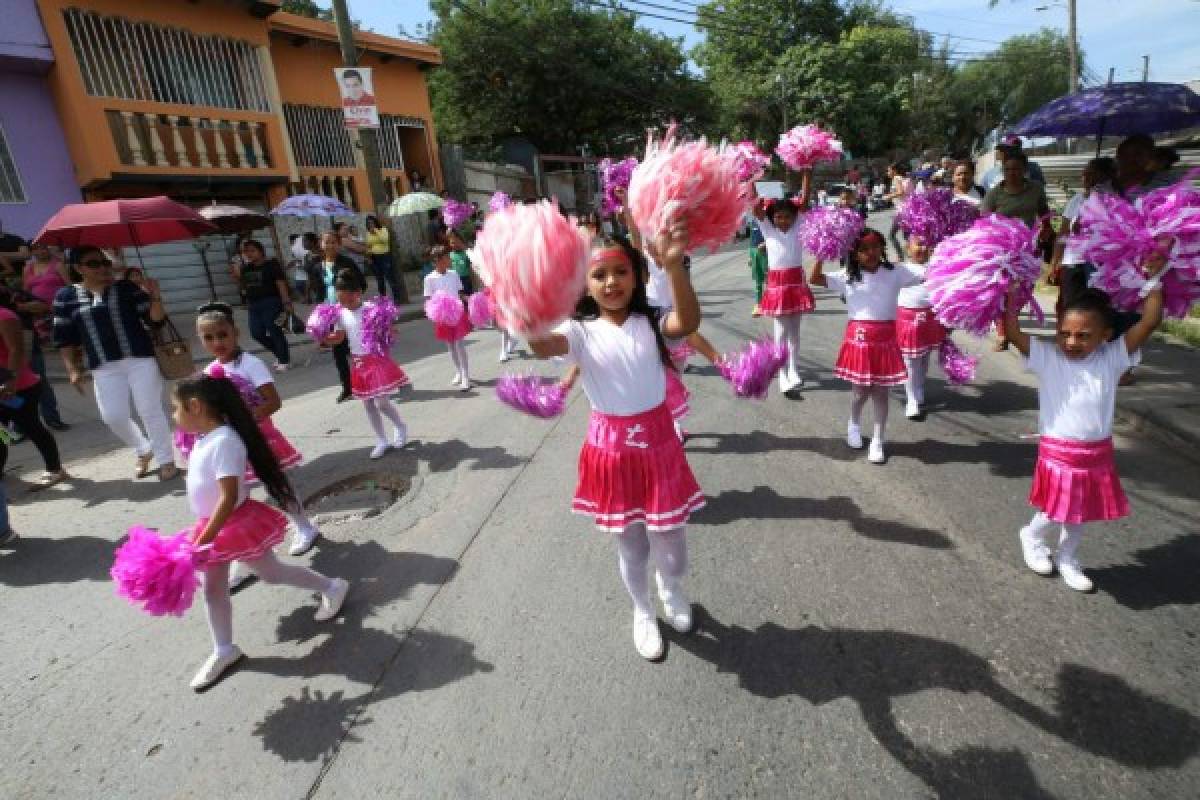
[665,368,690,421]
[1029,436,1129,524]
[434,314,472,342]
[176,419,301,483]
[896,306,947,358]
[834,320,908,386]
[759,267,815,317]
[573,403,705,533]
[351,353,410,399]
[194,498,288,565]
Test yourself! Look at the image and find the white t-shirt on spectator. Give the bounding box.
[186,425,249,518]
[824,264,924,320]
[1024,336,1134,440]
[556,314,666,416]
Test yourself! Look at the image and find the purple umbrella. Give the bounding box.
[269,193,354,218]
[1011,82,1200,138]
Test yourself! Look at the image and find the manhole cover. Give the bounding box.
[304,471,411,523]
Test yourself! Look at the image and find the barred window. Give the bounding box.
[379,114,425,171]
[0,125,27,204]
[63,7,269,112]
[282,104,355,168]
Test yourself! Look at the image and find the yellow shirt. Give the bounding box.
[366,227,390,255]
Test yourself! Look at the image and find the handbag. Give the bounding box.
[151,317,195,380]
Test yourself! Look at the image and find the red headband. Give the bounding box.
[589,246,632,267]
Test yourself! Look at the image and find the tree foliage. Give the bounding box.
[281,0,332,21]
[427,0,712,155]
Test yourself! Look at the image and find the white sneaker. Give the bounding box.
[867,438,886,464]
[391,423,408,449]
[274,362,290,373]
[288,526,319,557]
[1057,559,1094,592]
[451,374,462,387]
[847,422,864,450]
[499,352,510,363]
[656,573,694,634]
[190,646,244,691]
[369,442,389,460]
[905,397,921,419]
[632,610,664,660]
[228,563,253,590]
[1019,526,1055,575]
[314,578,349,621]
[459,378,472,392]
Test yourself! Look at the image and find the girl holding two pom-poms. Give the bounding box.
[1004,255,1166,593]
[529,221,704,661]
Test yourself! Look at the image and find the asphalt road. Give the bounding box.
[2,232,1198,799]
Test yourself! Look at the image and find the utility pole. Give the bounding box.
[1142,55,1150,82]
[1066,0,1078,92]
[330,0,408,301]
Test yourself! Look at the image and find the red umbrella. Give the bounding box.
[33,196,217,249]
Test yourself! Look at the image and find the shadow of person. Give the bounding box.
[694,487,953,549]
[668,607,1200,797]
[403,437,525,474]
[685,431,860,461]
[59,474,187,509]
[1089,535,1200,610]
[921,377,1039,418]
[0,533,116,585]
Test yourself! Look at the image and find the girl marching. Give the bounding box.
[894,236,947,419]
[753,186,816,395]
[424,246,473,390]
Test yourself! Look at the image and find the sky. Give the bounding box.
[339,0,1200,85]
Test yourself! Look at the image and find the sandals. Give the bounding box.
[28,470,69,492]
[135,452,154,478]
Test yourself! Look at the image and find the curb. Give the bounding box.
[1118,400,1200,461]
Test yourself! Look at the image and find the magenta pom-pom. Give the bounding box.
[925,215,1044,337]
[938,338,978,386]
[627,125,750,253]
[469,200,590,336]
[206,362,262,408]
[489,192,513,213]
[945,199,981,238]
[442,198,473,229]
[360,296,399,356]
[896,188,979,246]
[174,428,199,462]
[425,290,464,327]
[730,141,770,183]
[111,526,199,617]
[495,374,567,418]
[717,339,790,399]
[467,291,494,328]
[599,157,638,216]
[775,124,843,171]
[800,206,864,261]
[306,302,340,342]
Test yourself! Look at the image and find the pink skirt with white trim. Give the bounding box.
[834,320,908,386]
[259,417,302,471]
[194,498,288,565]
[573,403,705,533]
[351,353,410,399]
[434,314,472,342]
[1029,436,1129,524]
[759,267,815,317]
[895,306,947,358]
[665,369,690,421]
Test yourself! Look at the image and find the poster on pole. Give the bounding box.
[335,67,379,129]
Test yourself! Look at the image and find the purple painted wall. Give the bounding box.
[0,0,80,239]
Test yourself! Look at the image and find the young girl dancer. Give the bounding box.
[1005,268,1164,592]
[423,246,472,390]
[194,304,321,556]
[174,374,348,690]
[811,228,923,465]
[323,271,410,459]
[894,236,946,419]
[529,224,703,661]
[753,194,815,394]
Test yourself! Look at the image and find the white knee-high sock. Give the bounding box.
[202,564,235,655]
[914,353,929,403]
[447,343,462,378]
[362,398,388,445]
[615,523,653,616]
[1025,511,1057,545]
[786,314,804,385]
[850,386,870,427]
[372,395,405,434]
[246,551,335,593]
[903,355,922,406]
[455,341,470,381]
[871,385,890,440]
[648,527,688,590]
[1058,523,1086,565]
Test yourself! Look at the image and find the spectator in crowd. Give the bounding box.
[1115,134,1178,194]
[408,169,427,192]
[447,231,475,295]
[1051,156,1117,314]
[425,209,447,247]
[17,243,69,431]
[335,221,367,273]
[885,161,913,257]
[316,231,366,403]
[845,164,861,187]
[289,233,307,263]
[364,215,401,302]
[1148,145,1180,175]
[0,220,29,281]
[235,239,293,372]
[951,161,986,206]
[932,156,955,185]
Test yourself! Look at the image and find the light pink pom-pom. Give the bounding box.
[468,201,590,337]
[111,526,199,617]
[627,125,750,253]
[306,303,340,342]
[425,290,464,326]
[775,124,843,171]
[489,192,513,213]
[468,291,494,328]
[730,141,770,183]
[718,339,790,399]
[495,374,567,418]
[442,199,473,229]
[938,338,978,386]
[925,215,1044,337]
[800,206,864,260]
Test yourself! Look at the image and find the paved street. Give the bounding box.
[2,235,1198,799]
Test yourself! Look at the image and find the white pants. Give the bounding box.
[91,357,174,467]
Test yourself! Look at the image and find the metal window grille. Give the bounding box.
[379,114,425,171]
[282,104,355,168]
[62,7,269,112]
[0,125,27,204]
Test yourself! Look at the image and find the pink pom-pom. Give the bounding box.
[730,141,770,183]
[442,199,474,229]
[111,526,199,617]
[717,339,790,399]
[174,428,199,462]
[425,290,464,326]
[775,124,843,171]
[667,341,694,370]
[467,291,494,328]
[205,362,262,408]
[361,296,399,356]
[495,374,567,418]
[599,157,638,215]
[800,206,864,260]
[469,200,590,336]
[489,192,513,213]
[306,303,340,342]
[938,338,978,386]
[946,199,981,238]
[925,215,1045,337]
[627,125,750,253]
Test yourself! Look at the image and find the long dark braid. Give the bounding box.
[175,374,298,512]
[846,227,894,285]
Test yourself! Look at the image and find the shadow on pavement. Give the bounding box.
[1090,535,1200,610]
[0,533,115,585]
[695,487,953,549]
[298,436,524,479]
[669,607,1200,799]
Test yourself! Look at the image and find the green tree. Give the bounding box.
[281,0,332,21]
[427,0,712,154]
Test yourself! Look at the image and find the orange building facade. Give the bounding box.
[35,0,442,214]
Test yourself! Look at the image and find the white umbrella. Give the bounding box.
[387,192,444,216]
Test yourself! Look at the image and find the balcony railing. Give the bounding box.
[106,111,273,171]
[283,103,427,171]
